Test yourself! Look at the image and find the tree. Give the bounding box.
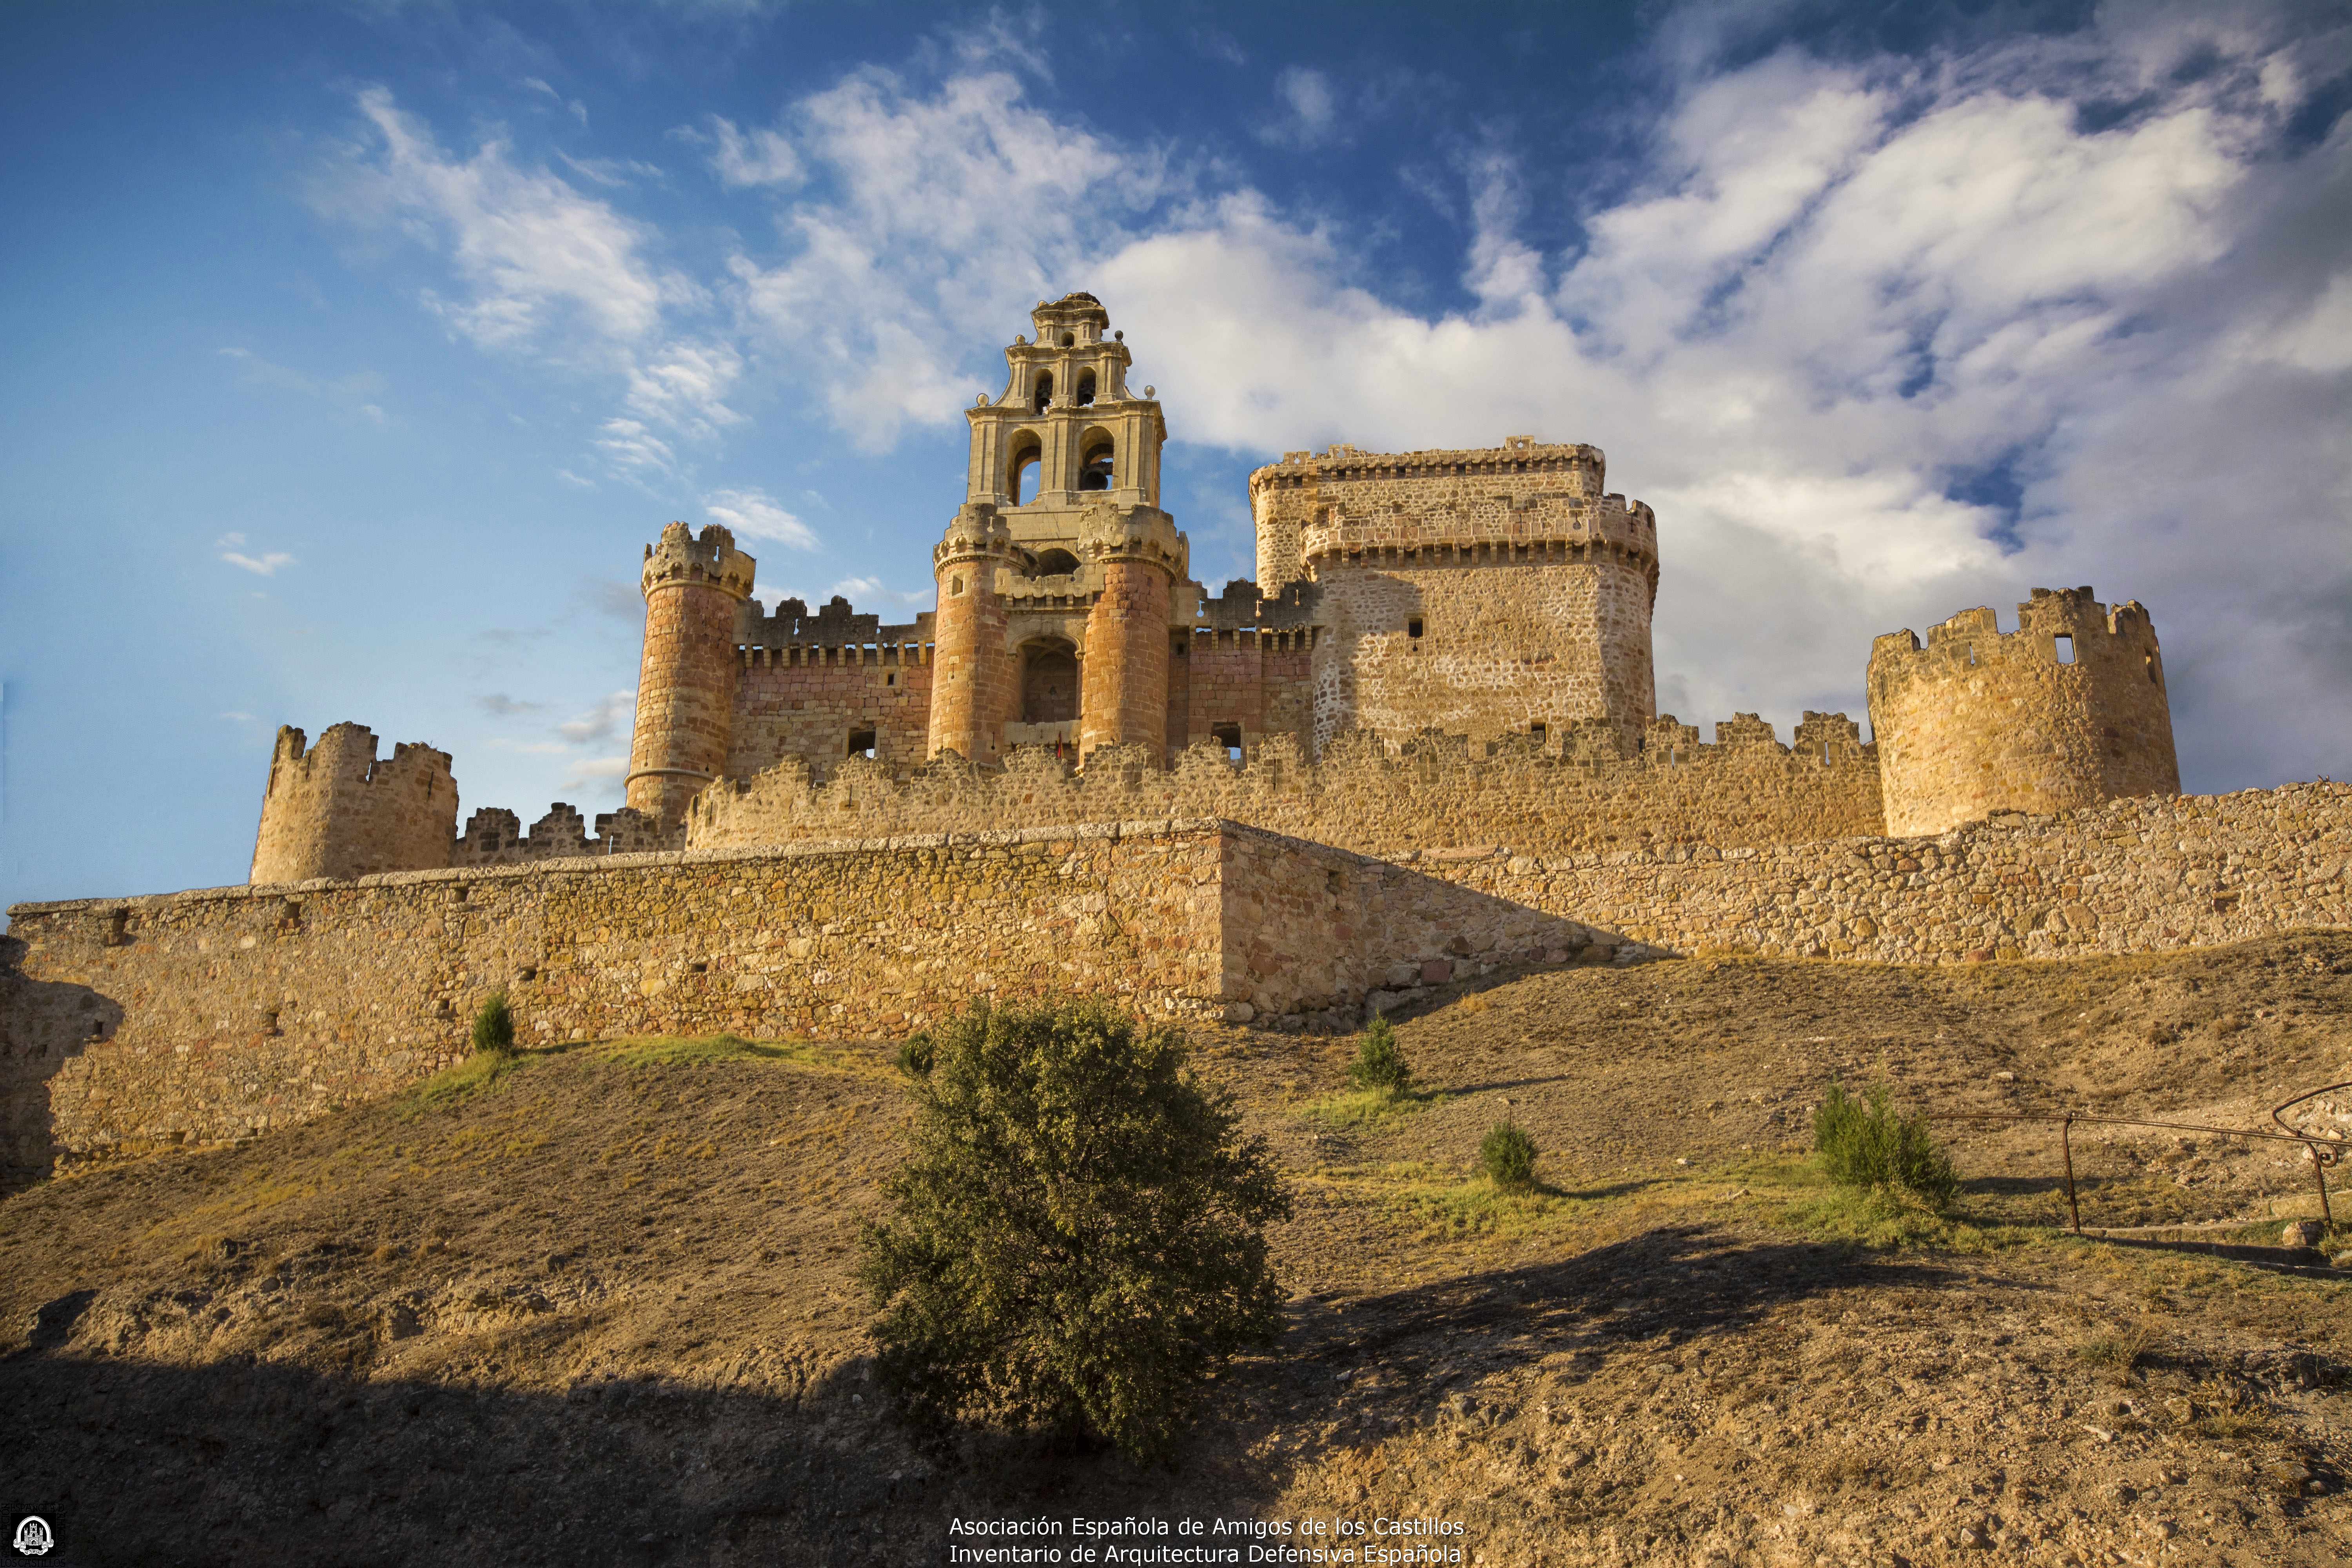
[1347,1015,1412,1094]
[858,1001,1290,1460]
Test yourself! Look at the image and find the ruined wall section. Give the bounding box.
[1256,438,1657,757]
[451,803,676,866]
[689,712,1885,857]
[729,594,936,780]
[249,724,457,885]
[1870,587,2180,836]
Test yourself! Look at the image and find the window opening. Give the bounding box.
[1210,722,1244,762]
[1010,440,1042,505]
[1033,372,1053,412]
[886,672,896,687]
[1075,370,1096,407]
[1060,331,1074,347]
[1407,617,1424,639]
[1529,722,1547,741]
[1079,440,1114,492]
[1034,548,1079,577]
[2054,634,2075,664]
[847,728,877,759]
[950,575,964,597]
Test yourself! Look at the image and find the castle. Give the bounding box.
[246,292,2180,880]
[35,291,2332,1185]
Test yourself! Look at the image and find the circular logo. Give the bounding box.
[11,1517,53,1557]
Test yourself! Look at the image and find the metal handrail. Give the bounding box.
[1935,1080,2349,1235]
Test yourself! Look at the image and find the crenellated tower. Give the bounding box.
[929,503,1023,763]
[249,722,457,884]
[625,522,756,825]
[1868,586,2180,836]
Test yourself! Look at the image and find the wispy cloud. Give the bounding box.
[557,690,635,745]
[704,486,817,549]
[218,345,389,423]
[1258,66,1341,149]
[475,694,546,718]
[220,543,296,577]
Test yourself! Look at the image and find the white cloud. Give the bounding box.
[561,755,631,790]
[557,691,635,745]
[700,115,804,187]
[704,486,818,549]
[1260,66,1341,148]
[828,574,933,610]
[327,86,673,350]
[221,549,296,577]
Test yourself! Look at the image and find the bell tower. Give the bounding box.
[929,293,1191,765]
[962,292,1165,516]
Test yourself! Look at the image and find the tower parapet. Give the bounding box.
[1078,503,1186,762]
[249,722,457,884]
[1868,586,2179,836]
[625,522,756,825]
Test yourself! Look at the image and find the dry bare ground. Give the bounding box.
[3,933,2349,1567]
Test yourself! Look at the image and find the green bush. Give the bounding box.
[1479,1120,1539,1191]
[471,989,516,1056]
[895,1031,935,1079]
[1348,1016,1412,1094]
[857,1001,1291,1461]
[1813,1082,1958,1205]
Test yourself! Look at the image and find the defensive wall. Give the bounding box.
[1,822,1604,1178]
[687,713,1886,858]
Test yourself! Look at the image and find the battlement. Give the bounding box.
[642,521,755,601]
[250,722,458,885]
[1250,437,1607,493]
[452,802,677,866]
[1868,586,2179,836]
[737,594,935,662]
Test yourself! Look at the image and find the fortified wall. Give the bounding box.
[688,712,1885,858]
[11,784,2347,1179]
[2,822,1606,1175]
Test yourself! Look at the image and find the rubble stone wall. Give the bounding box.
[1411,782,2350,964]
[1,822,1604,1172]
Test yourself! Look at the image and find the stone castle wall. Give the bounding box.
[4,823,1603,1173]
[1416,782,2350,964]
[687,713,1887,857]
[248,724,457,885]
[1870,587,2180,836]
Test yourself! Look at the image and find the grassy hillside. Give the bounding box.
[4,936,2351,1566]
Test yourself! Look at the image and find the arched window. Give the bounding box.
[1078,435,1114,492]
[1060,331,1075,347]
[1033,371,1053,413]
[1009,432,1042,505]
[1034,548,1080,577]
[1075,370,1096,406]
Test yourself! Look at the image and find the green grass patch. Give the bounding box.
[1376,1160,1597,1242]
[1298,1083,1445,1130]
[401,1048,535,1109]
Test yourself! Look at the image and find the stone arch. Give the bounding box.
[1007,428,1044,505]
[1078,426,1116,492]
[1032,370,1053,412]
[1075,368,1096,406]
[1033,548,1080,577]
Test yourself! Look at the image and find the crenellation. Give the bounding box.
[249,723,457,885]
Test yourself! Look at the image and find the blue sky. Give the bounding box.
[3,0,2348,915]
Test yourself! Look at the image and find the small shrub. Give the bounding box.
[1348,1016,1412,1094]
[896,1031,935,1078]
[472,989,516,1056]
[1813,1082,1958,1205]
[2076,1321,2159,1378]
[1480,1120,1539,1192]
[858,1000,1290,1461]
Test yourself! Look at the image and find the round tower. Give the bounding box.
[624,522,756,825]
[927,502,1022,764]
[250,722,457,884]
[1078,503,1187,763]
[1867,586,2180,836]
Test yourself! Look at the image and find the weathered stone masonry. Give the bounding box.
[4,822,1607,1174]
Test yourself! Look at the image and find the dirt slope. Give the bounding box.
[3,935,2350,1567]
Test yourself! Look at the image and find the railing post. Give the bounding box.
[2310,1139,2336,1231]
[2062,1114,2081,1235]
